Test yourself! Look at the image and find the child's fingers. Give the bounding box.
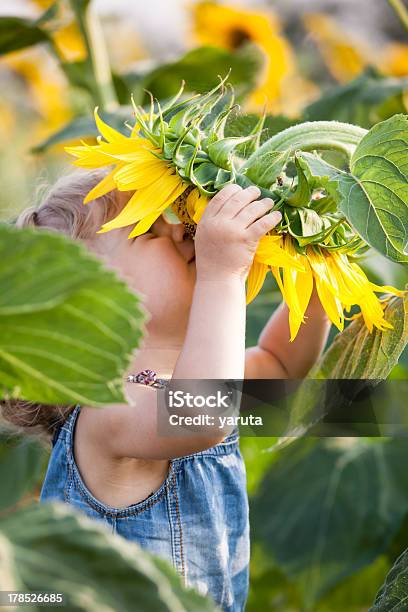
[220,186,262,218]
[206,184,243,216]
[234,198,275,228]
[247,210,282,240]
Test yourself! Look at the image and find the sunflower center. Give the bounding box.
[229,28,251,49]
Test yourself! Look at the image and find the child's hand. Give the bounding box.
[194,184,282,282]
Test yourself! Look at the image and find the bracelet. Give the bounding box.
[125,369,169,389]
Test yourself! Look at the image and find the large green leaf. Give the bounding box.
[0,2,60,56]
[312,292,407,380]
[0,17,49,55]
[348,114,408,262]
[246,546,390,612]
[283,292,408,439]
[304,68,408,128]
[251,437,408,609]
[142,44,264,101]
[1,502,216,611]
[0,225,146,406]
[0,432,47,513]
[299,115,408,264]
[371,549,408,611]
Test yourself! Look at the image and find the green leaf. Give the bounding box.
[298,151,347,191]
[59,60,96,95]
[142,44,264,101]
[251,437,408,608]
[0,225,146,406]
[286,208,328,243]
[305,68,408,128]
[0,433,47,513]
[207,136,254,170]
[244,151,288,189]
[316,293,407,379]
[0,17,49,55]
[192,162,219,187]
[286,156,311,207]
[282,292,408,441]
[1,502,216,611]
[370,549,408,611]
[299,117,408,264]
[68,0,91,11]
[348,114,408,262]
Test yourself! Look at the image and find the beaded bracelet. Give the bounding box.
[125,369,169,389]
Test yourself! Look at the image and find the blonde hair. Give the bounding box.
[1,168,126,440]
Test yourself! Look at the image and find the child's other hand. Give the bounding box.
[194,184,282,283]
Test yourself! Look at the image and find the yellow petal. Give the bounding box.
[114,158,169,191]
[126,208,164,238]
[314,276,344,331]
[289,261,314,341]
[192,198,209,223]
[246,260,269,304]
[83,165,123,204]
[186,189,200,219]
[98,175,187,233]
[127,183,190,238]
[94,108,129,143]
[66,144,118,169]
[255,235,305,270]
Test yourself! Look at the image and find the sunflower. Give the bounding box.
[304,13,408,82]
[192,1,316,114]
[66,82,403,340]
[66,110,206,238]
[303,14,367,83]
[249,236,402,341]
[381,42,408,77]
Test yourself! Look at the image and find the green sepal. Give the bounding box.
[234,173,278,201]
[243,150,289,189]
[168,105,195,133]
[191,162,219,187]
[207,135,256,170]
[286,156,312,207]
[214,169,233,190]
[173,144,196,169]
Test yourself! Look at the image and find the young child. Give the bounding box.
[3,169,330,611]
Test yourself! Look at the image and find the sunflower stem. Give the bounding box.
[386,0,408,34]
[69,0,118,112]
[243,121,368,172]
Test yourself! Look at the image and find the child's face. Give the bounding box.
[96,211,197,343]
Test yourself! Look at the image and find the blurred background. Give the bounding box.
[2,0,408,222]
[1,1,408,610]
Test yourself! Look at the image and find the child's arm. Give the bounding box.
[79,185,282,460]
[245,287,331,379]
[172,184,279,379]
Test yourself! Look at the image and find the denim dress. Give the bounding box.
[40,406,249,611]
